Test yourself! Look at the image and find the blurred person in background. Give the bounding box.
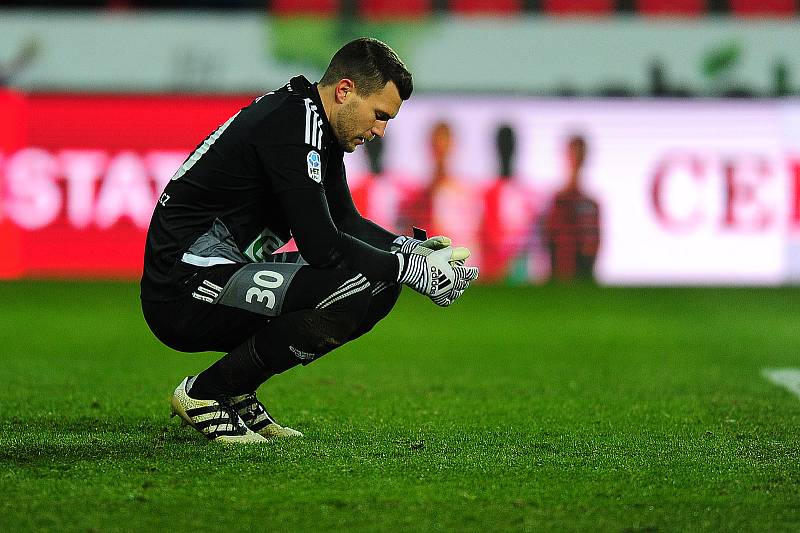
[399,120,483,267]
[542,134,601,282]
[479,124,534,282]
[140,38,478,444]
[350,136,401,232]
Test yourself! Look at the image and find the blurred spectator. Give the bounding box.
[350,136,401,232]
[479,124,533,282]
[542,134,601,281]
[399,121,482,260]
[0,38,41,87]
[398,120,446,232]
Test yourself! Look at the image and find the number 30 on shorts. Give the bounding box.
[245,270,284,309]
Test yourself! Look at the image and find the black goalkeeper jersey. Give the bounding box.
[141,76,399,302]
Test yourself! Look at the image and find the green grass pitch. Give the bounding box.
[1,281,799,532]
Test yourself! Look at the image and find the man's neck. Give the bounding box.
[317,83,335,125]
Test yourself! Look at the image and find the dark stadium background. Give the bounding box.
[1,2,799,532]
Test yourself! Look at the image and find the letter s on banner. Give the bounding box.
[5,148,62,230]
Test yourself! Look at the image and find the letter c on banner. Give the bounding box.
[651,154,705,231]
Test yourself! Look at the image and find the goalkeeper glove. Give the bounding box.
[392,234,451,254]
[446,262,479,304]
[395,243,479,307]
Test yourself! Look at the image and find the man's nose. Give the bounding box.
[371,121,387,138]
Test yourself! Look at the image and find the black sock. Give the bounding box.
[189,337,270,399]
[189,309,325,400]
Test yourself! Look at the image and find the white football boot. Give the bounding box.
[170,376,267,444]
[230,392,303,439]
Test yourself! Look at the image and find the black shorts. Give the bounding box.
[142,255,399,354]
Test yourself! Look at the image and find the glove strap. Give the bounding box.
[391,235,410,252]
[392,227,429,253]
[392,235,423,254]
[412,227,428,240]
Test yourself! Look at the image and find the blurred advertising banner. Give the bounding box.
[0,91,251,278]
[1,90,799,284]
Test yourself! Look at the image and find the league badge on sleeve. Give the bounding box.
[307,150,322,183]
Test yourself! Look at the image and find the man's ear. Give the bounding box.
[335,79,355,104]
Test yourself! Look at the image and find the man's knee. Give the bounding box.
[308,277,372,348]
[281,269,397,353]
[347,282,401,341]
[286,287,371,360]
[371,281,401,316]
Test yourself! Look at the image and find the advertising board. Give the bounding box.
[2,90,798,284]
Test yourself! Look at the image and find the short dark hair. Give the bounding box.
[320,38,413,100]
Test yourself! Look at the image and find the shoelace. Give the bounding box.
[239,394,275,426]
[213,398,247,436]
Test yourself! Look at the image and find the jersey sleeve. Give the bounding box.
[325,158,398,251]
[251,100,326,194]
[278,187,401,282]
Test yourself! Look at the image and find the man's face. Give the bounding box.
[567,139,586,170]
[430,123,452,161]
[333,81,403,153]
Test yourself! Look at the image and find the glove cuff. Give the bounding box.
[394,252,405,282]
[396,251,428,290]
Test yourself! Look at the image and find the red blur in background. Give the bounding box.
[0,89,254,279]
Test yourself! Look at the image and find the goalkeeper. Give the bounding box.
[140,38,479,444]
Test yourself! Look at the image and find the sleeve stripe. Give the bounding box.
[311,112,318,147]
[304,99,312,146]
[303,98,323,150]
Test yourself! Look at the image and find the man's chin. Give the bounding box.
[337,139,358,153]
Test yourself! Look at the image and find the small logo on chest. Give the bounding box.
[307,150,322,183]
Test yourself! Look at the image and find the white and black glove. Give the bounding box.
[395,243,479,307]
[391,234,452,255]
[440,248,479,305]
